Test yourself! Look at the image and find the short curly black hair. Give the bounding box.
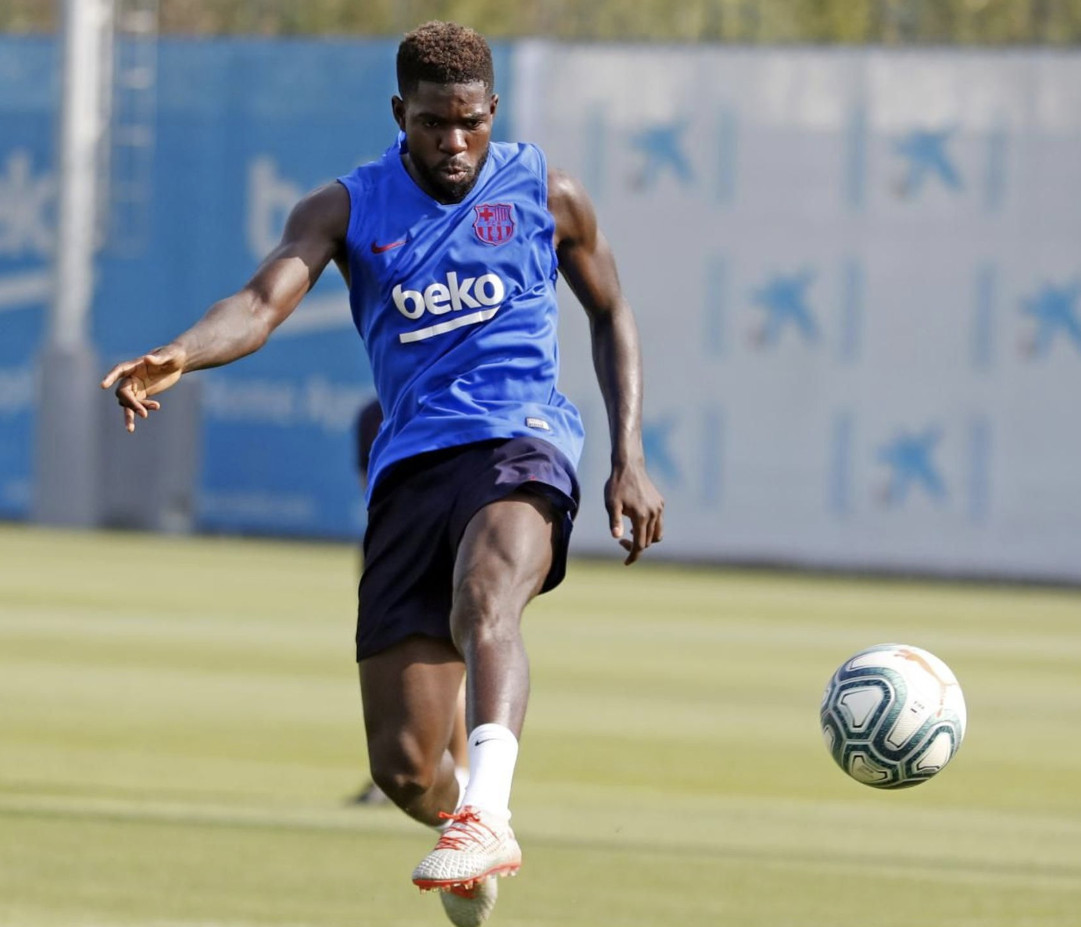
[397,21,494,97]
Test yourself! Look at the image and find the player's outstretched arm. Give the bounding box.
[548,167,664,564]
[101,182,350,432]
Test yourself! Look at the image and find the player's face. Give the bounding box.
[393,80,498,204]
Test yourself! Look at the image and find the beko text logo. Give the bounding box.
[392,271,505,344]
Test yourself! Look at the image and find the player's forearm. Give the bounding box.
[590,302,647,467]
[170,291,274,373]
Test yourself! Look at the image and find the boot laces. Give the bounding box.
[434,808,501,851]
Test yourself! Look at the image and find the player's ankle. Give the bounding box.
[454,765,470,809]
[461,723,518,817]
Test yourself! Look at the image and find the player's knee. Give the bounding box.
[367,739,438,806]
[449,574,521,649]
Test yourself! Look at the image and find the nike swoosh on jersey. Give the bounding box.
[370,239,407,254]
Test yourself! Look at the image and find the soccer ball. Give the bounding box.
[820,643,967,789]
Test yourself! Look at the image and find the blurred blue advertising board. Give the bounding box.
[0,37,512,539]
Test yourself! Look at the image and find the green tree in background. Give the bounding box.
[3,0,1080,43]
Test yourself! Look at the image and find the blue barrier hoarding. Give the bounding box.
[0,37,512,539]
[4,36,1079,580]
[0,37,56,518]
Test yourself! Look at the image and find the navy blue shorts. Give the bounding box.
[356,437,580,662]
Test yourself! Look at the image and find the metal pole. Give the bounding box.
[33,0,115,527]
[51,0,113,350]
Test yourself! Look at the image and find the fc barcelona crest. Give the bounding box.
[473,203,515,246]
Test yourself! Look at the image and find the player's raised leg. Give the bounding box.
[412,490,559,891]
[359,635,466,827]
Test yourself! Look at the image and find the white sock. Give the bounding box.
[453,765,470,812]
[461,723,519,818]
[436,765,473,832]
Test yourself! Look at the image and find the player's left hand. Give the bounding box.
[604,462,664,565]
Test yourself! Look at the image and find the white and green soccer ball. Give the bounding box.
[820,643,967,789]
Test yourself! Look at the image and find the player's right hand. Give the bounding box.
[100,345,186,433]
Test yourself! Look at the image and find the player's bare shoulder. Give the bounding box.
[284,181,351,245]
[546,166,598,251]
[274,180,352,278]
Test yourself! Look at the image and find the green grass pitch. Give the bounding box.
[1,523,1079,926]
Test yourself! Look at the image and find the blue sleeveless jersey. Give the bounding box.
[337,135,585,496]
